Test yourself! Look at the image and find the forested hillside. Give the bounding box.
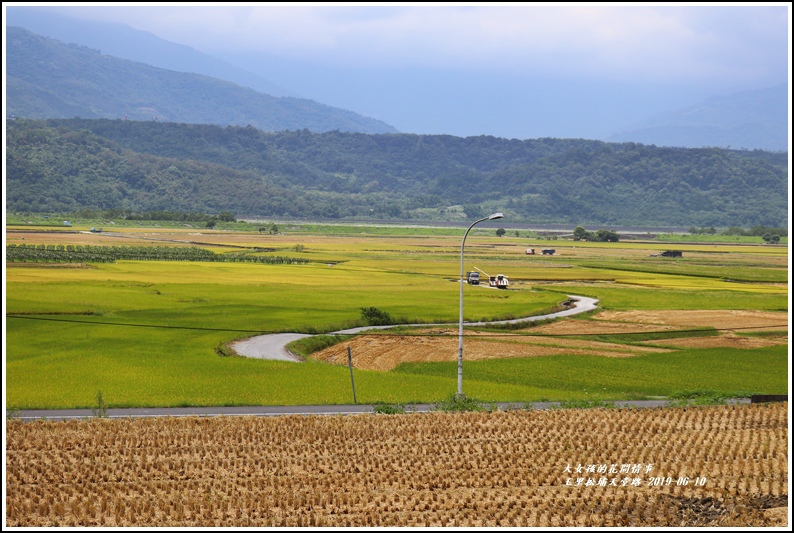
[6,118,788,227]
[6,26,397,135]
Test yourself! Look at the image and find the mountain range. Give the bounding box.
[7,118,788,228]
[5,26,398,135]
[607,84,788,152]
[5,8,789,151]
[3,12,788,229]
[5,7,296,98]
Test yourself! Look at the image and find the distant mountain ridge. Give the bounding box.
[6,9,787,150]
[5,26,399,135]
[6,118,788,228]
[5,7,296,98]
[607,84,788,151]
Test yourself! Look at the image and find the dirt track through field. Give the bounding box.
[310,310,788,371]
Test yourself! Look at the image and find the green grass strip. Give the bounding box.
[393,345,788,400]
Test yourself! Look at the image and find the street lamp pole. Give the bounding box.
[458,212,503,397]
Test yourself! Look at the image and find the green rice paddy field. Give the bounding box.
[4,223,789,409]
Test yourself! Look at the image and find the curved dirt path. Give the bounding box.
[230,295,599,362]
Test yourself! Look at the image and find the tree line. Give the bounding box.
[6,244,310,265]
[572,226,620,242]
[6,118,788,227]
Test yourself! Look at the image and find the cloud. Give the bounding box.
[38,4,790,85]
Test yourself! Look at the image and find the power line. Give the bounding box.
[6,315,271,334]
[5,315,787,338]
[327,325,789,338]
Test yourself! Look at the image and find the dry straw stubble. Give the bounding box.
[5,403,788,527]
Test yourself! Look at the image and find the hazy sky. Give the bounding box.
[5,3,791,139]
[32,3,789,89]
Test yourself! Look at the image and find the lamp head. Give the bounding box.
[488,212,504,220]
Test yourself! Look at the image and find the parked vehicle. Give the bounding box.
[541,249,556,255]
[465,271,480,285]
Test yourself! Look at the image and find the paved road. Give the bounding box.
[12,295,616,422]
[11,399,753,422]
[230,333,311,362]
[231,295,600,361]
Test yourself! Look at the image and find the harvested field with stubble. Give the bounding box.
[310,310,788,371]
[6,403,788,527]
[312,331,673,371]
[589,310,789,331]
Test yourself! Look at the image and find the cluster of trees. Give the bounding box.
[688,226,719,235]
[6,118,788,227]
[572,226,620,242]
[6,244,117,263]
[6,244,309,264]
[359,307,394,326]
[690,225,786,243]
[258,223,279,234]
[67,208,229,222]
[204,212,236,228]
[66,208,238,229]
[718,225,788,237]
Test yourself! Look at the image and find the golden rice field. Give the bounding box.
[5,403,788,527]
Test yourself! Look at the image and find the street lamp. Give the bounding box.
[458,212,503,397]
